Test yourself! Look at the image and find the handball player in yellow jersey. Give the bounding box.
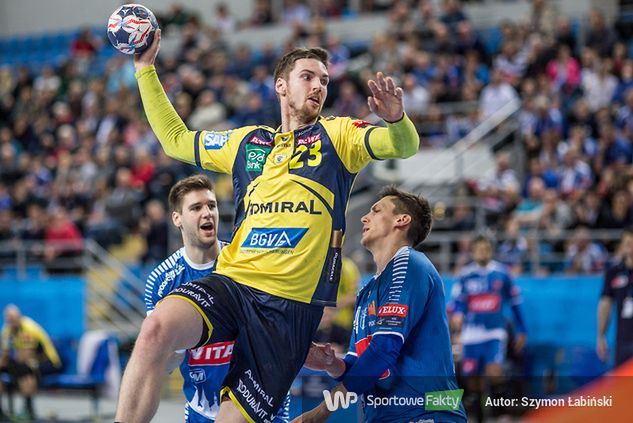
[116,29,419,423]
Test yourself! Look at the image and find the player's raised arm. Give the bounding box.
[366,72,419,159]
[132,29,200,166]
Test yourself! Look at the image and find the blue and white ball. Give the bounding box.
[107,4,158,55]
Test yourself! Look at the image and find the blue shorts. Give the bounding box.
[169,275,322,423]
[461,339,506,376]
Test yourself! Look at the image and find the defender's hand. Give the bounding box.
[304,342,336,371]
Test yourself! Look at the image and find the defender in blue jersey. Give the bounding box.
[450,236,527,377]
[449,235,526,420]
[144,175,289,423]
[297,187,466,423]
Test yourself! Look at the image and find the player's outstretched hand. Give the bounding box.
[367,72,404,123]
[134,29,161,72]
[304,342,336,371]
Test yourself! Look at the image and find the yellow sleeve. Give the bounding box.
[327,115,419,174]
[367,114,419,160]
[26,319,61,368]
[135,65,256,174]
[325,117,378,174]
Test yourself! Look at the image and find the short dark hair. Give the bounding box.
[273,47,330,82]
[168,175,215,213]
[378,186,432,246]
[472,235,493,248]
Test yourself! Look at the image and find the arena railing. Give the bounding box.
[0,239,145,339]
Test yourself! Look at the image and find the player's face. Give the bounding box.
[283,58,329,124]
[472,240,493,266]
[173,189,219,250]
[360,196,398,248]
[622,233,633,259]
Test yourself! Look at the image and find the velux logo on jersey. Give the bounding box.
[378,304,409,318]
[188,341,234,366]
[241,228,307,249]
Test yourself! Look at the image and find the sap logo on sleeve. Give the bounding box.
[241,228,308,249]
[204,131,232,150]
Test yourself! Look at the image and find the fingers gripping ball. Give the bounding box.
[107,4,158,55]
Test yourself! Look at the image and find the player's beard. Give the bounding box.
[288,95,321,126]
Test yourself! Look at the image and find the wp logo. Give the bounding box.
[323,390,358,411]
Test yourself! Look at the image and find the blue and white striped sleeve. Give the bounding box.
[374,251,431,342]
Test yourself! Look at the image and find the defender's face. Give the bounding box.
[360,196,398,248]
[281,58,329,123]
[472,240,493,266]
[173,190,219,249]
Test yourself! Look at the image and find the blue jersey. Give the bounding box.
[450,261,523,345]
[348,247,465,422]
[145,245,290,423]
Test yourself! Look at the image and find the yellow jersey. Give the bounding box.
[1,316,61,368]
[136,66,419,305]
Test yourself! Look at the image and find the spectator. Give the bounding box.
[565,226,607,274]
[598,190,633,230]
[479,69,519,120]
[582,59,618,112]
[557,145,593,201]
[585,9,616,58]
[440,0,468,34]
[474,151,521,224]
[212,3,237,34]
[597,227,633,366]
[0,304,62,420]
[43,207,84,274]
[547,44,580,95]
[104,167,143,232]
[515,177,546,229]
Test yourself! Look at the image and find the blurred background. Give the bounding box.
[1,0,633,421]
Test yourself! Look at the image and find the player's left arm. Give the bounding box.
[31,321,62,368]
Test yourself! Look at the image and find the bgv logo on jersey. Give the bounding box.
[188,341,234,365]
[378,304,408,317]
[241,228,308,249]
[204,131,232,150]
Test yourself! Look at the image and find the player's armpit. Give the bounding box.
[367,114,419,160]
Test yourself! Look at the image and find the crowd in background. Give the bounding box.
[1,0,633,276]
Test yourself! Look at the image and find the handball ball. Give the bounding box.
[107,4,158,55]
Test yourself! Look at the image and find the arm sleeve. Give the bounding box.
[144,266,165,315]
[367,115,419,160]
[135,65,248,174]
[506,274,526,334]
[327,115,419,174]
[450,276,467,315]
[341,334,403,394]
[32,322,61,368]
[601,266,615,298]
